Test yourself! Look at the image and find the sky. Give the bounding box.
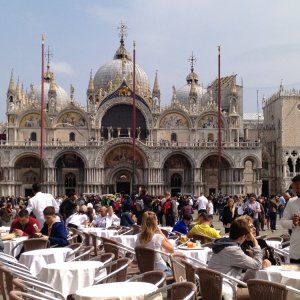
[1,0,300,121]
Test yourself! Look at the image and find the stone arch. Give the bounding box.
[199,152,234,168]
[197,112,227,130]
[161,151,196,169]
[55,110,87,128]
[241,155,261,169]
[53,150,88,169]
[17,111,49,128]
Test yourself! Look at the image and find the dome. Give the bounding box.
[176,83,207,107]
[93,44,151,98]
[28,81,70,109]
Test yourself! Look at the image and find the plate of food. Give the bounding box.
[177,242,203,250]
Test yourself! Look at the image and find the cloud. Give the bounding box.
[51,62,75,76]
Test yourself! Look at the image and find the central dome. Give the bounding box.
[93,43,151,98]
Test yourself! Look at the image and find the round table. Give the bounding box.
[38,261,105,297]
[257,265,300,300]
[3,236,28,256]
[110,235,137,249]
[175,246,212,265]
[266,240,282,249]
[19,247,74,276]
[75,282,162,300]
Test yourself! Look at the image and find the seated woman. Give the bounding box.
[40,206,68,247]
[135,211,174,275]
[66,205,89,229]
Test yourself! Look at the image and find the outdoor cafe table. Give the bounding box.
[175,246,212,265]
[257,265,300,300]
[3,236,28,256]
[38,261,105,297]
[19,247,74,276]
[75,281,162,300]
[110,234,138,249]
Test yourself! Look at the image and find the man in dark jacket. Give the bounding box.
[40,206,68,247]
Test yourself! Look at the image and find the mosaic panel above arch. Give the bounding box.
[57,112,86,127]
[20,113,45,128]
[198,114,224,129]
[159,113,189,129]
[104,145,145,168]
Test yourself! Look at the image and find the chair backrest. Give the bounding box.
[170,253,187,283]
[132,224,141,234]
[180,259,196,284]
[22,239,50,252]
[171,282,197,300]
[0,265,13,300]
[196,267,223,300]
[93,257,131,284]
[134,246,156,273]
[247,279,288,300]
[90,233,101,256]
[71,245,94,261]
[82,231,90,246]
[12,278,65,300]
[9,290,57,300]
[128,271,166,288]
[192,233,214,244]
[67,234,78,245]
[103,242,119,261]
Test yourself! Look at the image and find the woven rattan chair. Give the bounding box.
[9,290,57,300]
[145,282,197,300]
[192,233,214,244]
[89,252,115,265]
[12,238,49,257]
[69,245,94,261]
[0,265,14,300]
[127,270,166,287]
[247,279,287,300]
[170,253,187,283]
[12,278,65,300]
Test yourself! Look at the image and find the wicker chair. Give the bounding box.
[12,278,65,300]
[0,265,14,300]
[12,238,49,257]
[69,245,94,261]
[9,290,57,300]
[89,252,115,265]
[192,233,214,244]
[127,270,166,287]
[170,253,187,283]
[145,282,197,300]
[90,232,103,256]
[247,279,287,300]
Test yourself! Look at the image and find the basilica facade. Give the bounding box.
[0,33,263,197]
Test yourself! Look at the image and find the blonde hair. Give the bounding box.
[139,211,158,244]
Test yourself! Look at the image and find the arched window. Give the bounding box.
[30,132,37,141]
[296,158,300,173]
[288,157,293,173]
[69,132,75,142]
[171,133,177,142]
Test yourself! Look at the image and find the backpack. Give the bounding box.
[243,206,255,218]
[162,200,171,215]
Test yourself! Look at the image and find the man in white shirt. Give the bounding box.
[26,183,59,227]
[282,175,300,263]
[197,192,208,214]
[92,206,112,228]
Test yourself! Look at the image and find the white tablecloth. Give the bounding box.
[81,228,118,245]
[175,247,212,265]
[3,236,28,256]
[38,261,105,297]
[266,240,282,249]
[110,235,137,249]
[19,247,74,276]
[75,282,161,300]
[0,226,11,233]
[257,265,300,300]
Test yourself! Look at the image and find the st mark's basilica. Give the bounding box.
[0,26,299,198]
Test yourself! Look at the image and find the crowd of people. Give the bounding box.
[0,177,300,299]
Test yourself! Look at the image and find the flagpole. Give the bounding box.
[217,46,222,195]
[132,41,136,195]
[40,34,45,183]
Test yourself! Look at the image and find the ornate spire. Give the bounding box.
[114,21,132,61]
[16,77,22,99]
[49,77,56,94]
[152,70,161,100]
[189,79,198,100]
[44,46,54,82]
[230,79,237,95]
[88,69,94,92]
[8,69,15,92]
[186,52,199,84]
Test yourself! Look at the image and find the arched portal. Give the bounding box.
[14,155,42,196]
[103,145,147,194]
[55,153,85,196]
[200,156,231,195]
[163,154,192,195]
